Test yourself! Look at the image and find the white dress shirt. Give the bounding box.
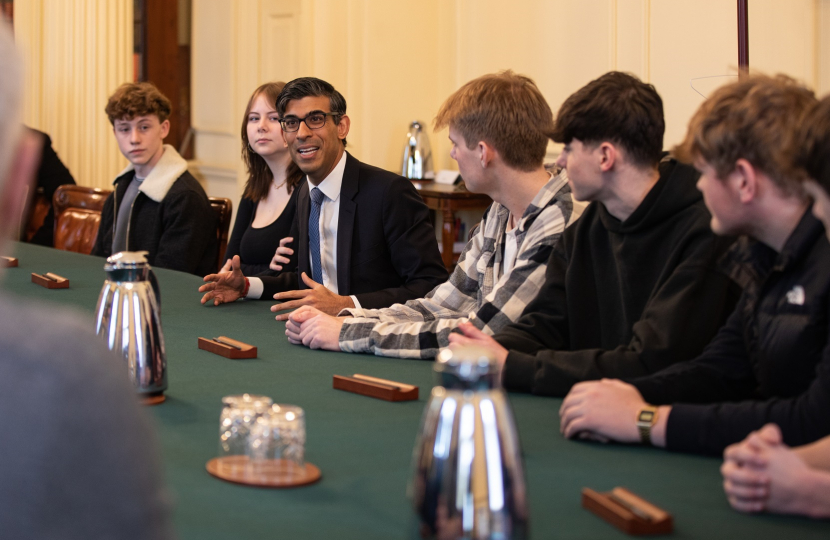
[247,151,360,307]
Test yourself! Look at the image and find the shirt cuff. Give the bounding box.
[350,295,361,309]
[246,277,264,299]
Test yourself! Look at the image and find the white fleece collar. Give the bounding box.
[116,144,188,203]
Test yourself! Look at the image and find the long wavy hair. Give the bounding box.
[241,82,303,201]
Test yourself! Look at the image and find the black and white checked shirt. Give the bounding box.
[337,168,573,359]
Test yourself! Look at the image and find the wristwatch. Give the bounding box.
[636,406,658,445]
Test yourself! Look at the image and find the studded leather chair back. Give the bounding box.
[53,185,111,254]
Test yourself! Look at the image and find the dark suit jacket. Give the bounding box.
[26,129,76,246]
[260,152,448,309]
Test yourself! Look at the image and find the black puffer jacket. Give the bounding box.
[631,210,830,455]
[92,147,217,276]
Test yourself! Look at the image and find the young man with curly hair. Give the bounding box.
[92,82,217,275]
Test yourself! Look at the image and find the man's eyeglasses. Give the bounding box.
[280,112,340,133]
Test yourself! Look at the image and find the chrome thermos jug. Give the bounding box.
[401,120,434,180]
[94,251,167,397]
[410,346,529,539]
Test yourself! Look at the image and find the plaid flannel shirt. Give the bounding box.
[338,168,573,358]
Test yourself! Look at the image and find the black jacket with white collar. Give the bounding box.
[92,146,217,276]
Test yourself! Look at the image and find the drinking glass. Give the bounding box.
[218,394,273,457]
[247,404,306,478]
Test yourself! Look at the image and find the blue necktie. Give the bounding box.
[308,187,325,284]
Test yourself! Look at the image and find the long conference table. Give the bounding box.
[3,241,829,539]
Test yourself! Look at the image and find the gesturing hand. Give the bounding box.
[199,255,246,305]
[284,306,344,350]
[269,236,294,272]
[271,272,355,321]
[219,258,233,273]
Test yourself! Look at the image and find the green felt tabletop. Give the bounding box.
[3,241,829,539]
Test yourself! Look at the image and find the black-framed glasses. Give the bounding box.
[280,112,341,133]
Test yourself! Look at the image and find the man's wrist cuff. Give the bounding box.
[242,277,250,298]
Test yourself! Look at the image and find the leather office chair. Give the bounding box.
[53,185,111,254]
[209,197,233,271]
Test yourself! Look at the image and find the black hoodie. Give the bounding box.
[498,157,741,397]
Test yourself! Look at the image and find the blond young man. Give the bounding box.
[558,75,830,457]
[92,82,217,275]
[284,71,573,357]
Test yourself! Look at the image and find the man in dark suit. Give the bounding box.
[200,77,447,317]
[23,128,76,246]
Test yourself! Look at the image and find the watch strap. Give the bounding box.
[636,406,658,446]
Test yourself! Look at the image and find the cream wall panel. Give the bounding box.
[15,0,132,189]
[351,0,442,169]
[261,7,299,84]
[191,0,304,209]
[191,0,235,139]
[432,0,616,168]
[615,0,649,80]
[820,0,830,95]
[749,0,816,87]
[191,0,242,207]
[191,0,830,182]
[649,0,736,149]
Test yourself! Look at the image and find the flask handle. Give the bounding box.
[148,269,161,308]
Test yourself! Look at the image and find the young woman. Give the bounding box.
[222,82,303,275]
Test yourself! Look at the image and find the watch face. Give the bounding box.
[638,410,655,423]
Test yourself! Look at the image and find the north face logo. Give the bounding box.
[786,285,805,305]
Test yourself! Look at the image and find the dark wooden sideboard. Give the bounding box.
[411,180,492,270]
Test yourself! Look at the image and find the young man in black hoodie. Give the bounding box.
[558,75,830,457]
[450,71,739,396]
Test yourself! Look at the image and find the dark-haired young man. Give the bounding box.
[557,75,830,457]
[452,71,739,396]
[200,77,447,314]
[92,82,217,275]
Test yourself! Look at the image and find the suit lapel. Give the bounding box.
[337,152,359,295]
[297,181,311,288]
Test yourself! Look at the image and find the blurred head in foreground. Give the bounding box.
[0,20,42,249]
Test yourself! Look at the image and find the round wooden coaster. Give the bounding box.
[141,393,166,406]
[206,456,321,488]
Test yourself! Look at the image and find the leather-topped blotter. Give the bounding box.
[1,256,18,267]
[582,487,673,535]
[333,374,418,402]
[31,272,69,289]
[198,336,257,359]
